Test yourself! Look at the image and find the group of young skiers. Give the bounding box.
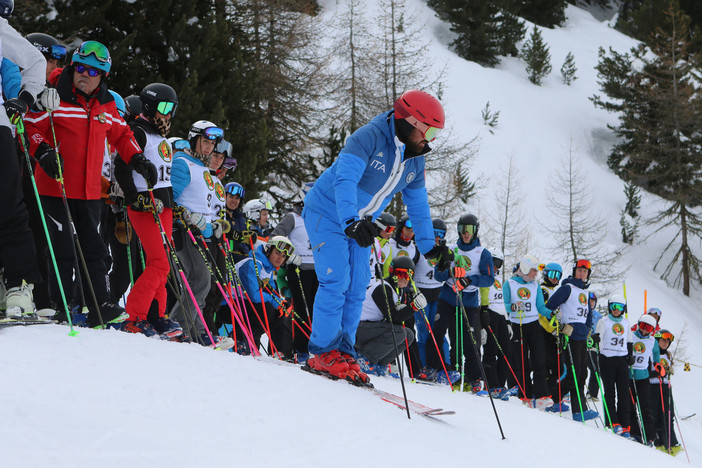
[0,6,684,457]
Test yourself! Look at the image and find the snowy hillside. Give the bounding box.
[2,2,701,467]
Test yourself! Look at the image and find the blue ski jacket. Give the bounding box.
[503,275,551,319]
[303,110,434,255]
[171,150,213,238]
[238,244,280,307]
[435,236,494,307]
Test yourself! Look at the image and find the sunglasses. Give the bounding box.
[75,64,102,77]
[203,127,224,141]
[657,332,674,342]
[404,114,441,142]
[546,270,562,281]
[434,228,446,239]
[576,259,592,269]
[225,184,245,197]
[271,240,294,257]
[391,268,413,280]
[458,224,477,235]
[156,101,176,116]
[76,40,111,64]
[639,321,655,334]
[609,302,626,312]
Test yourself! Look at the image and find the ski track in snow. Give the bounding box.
[1,3,700,467]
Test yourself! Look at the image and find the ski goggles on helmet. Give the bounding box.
[382,225,396,234]
[404,219,413,229]
[638,321,655,334]
[656,331,674,342]
[156,101,177,116]
[270,240,294,257]
[493,257,503,270]
[75,40,111,64]
[458,224,477,235]
[39,44,67,60]
[391,267,413,280]
[202,126,224,142]
[545,270,562,281]
[172,139,189,151]
[225,183,245,197]
[647,307,662,317]
[404,115,441,142]
[576,259,592,269]
[74,64,102,77]
[609,302,626,313]
[222,157,237,170]
[434,228,446,239]
[216,139,233,157]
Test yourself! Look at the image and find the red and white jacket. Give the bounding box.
[24,65,141,200]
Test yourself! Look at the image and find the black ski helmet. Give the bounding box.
[26,32,66,61]
[432,218,447,231]
[375,212,397,232]
[124,95,142,121]
[389,255,415,275]
[398,214,410,229]
[0,0,12,18]
[140,83,178,118]
[457,213,479,237]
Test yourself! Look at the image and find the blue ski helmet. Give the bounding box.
[72,40,112,75]
[108,90,126,117]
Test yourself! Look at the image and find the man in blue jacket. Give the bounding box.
[302,90,452,384]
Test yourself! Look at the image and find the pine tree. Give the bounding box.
[593,0,702,295]
[496,10,527,58]
[521,26,552,85]
[512,0,567,28]
[560,51,577,85]
[620,182,641,244]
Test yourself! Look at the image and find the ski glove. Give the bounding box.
[36,87,60,112]
[212,219,231,239]
[425,243,453,272]
[507,323,513,340]
[560,323,573,337]
[410,292,427,311]
[186,212,207,232]
[480,329,487,346]
[230,229,258,244]
[590,333,600,344]
[287,253,302,267]
[37,145,63,179]
[132,194,164,214]
[344,219,377,248]
[453,277,471,292]
[131,153,158,188]
[3,91,32,124]
[452,266,467,278]
[108,181,124,199]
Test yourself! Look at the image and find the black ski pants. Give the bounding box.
[598,354,631,428]
[508,320,549,398]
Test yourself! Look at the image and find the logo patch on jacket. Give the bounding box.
[517,287,531,299]
[203,171,215,190]
[634,341,646,353]
[370,156,386,173]
[578,293,587,305]
[97,113,107,123]
[215,183,225,201]
[612,323,624,336]
[158,140,173,162]
[406,172,415,183]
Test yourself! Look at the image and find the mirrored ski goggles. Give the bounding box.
[405,115,441,142]
[404,219,413,229]
[493,258,503,270]
[225,183,244,197]
[458,224,477,235]
[391,268,413,280]
[156,101,177,116]
[270,240,294,257]
[434,228,446,239]
[576,259,592,269]
[172,139,189,151]
[39,44,67,60]
[216,139,233,157]
[75,64,102,77]
[639,321,655,334]
[609,303,625,312]
[382,225,396,234]
[647,307,662,316]
[76,40,111,63]
[657,331,674,342]
[545,270,562,281]
[202,126,224,141]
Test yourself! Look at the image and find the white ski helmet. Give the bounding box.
[607,294,627,314]
[491,249,504,271]
[243,198,273,221]
[638,314,657,335]
[518,254,542,276]
[266,235,294,257]
[188,120,223,148]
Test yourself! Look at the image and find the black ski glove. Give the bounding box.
[626,342,635,366]
[131,153,158,188]
[590,333,600,344]
[4,91,33,124]
[425,242,453,272]
[131,194,164,214]
[36,143,63,179]
[344,219,377,248]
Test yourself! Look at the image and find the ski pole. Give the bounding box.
[656,376,670,454]
[48,112,104,328]
[15,117,77,335]
[584,344,607,428]
[487,325,526,398]
[629,379,648,443]
[592,347,613,428]
[565,338,586,423]
[669,382,691,464]
[371,240,411,419]
[410,279,453,389]
[450,268,506,439]
[248,236,278,356]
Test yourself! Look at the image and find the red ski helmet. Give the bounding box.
[394,89,445,141]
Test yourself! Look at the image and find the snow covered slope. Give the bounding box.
[0,324,697,467]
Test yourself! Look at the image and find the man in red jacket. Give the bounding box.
[24,41,156,328]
